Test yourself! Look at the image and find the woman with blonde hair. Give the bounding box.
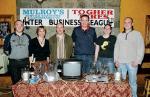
[29,26,50,74]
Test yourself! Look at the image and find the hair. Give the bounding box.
[56,23,65,32]
[104,24,112,34]
[14,20,23,25]
[14,20,24,31]
[122,17,134,33]
[80,14,90,21]
[104,24,112,30]
[36,26,47,36]
[56,23,64,28]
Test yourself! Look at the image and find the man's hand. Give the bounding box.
[115,61,119,68]
[131,60,139,67]
[93,61,97,66]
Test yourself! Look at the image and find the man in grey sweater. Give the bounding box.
[114,17,145,97]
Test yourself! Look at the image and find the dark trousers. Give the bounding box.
[75,55,93,74]
[8,58,29,84]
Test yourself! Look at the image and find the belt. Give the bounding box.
[9,58,29,61]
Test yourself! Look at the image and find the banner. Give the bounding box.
[20,8,115,27]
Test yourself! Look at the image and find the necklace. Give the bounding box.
[38,37,45,47]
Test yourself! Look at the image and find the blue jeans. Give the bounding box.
[75,55,93,74]
[118,63,138,97]
[96,57,115,74]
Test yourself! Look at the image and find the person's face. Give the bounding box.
[38,28,46,38]
[124,18,133,30]
[80,16,89,28]
[103,25,111,35]
[15,21,24,33]
[56,24,64,35]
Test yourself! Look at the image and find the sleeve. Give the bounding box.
[3,34,12,55]
[136,32,145,64]
[29,39,33,57]
[93,28,97,43]
[26,34,31,40]
[71,28,76,42]
[95,37,100,45]
[69,36,73,58]
[49,38,52,55]
[46,40,50,57]
[110,36,117,49]
[114,35,120,62]
[26,34,31,56]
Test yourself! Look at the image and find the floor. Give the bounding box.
[0,76,12,97]
[137,74,150,97]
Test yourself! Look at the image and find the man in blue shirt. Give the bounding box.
[72,14,97,73]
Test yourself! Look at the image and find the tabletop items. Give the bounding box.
[62,59,82,80]
[114,68,121,81]
[20,59,123,84]
[85,74,109,83]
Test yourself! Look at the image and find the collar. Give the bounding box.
[56,34,65,40]
[80,25,90,31]
[125,29,133,33]
[14,32,25,36]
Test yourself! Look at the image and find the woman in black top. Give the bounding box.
[29,26,50,73]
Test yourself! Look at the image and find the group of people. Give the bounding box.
[3,14,144,97]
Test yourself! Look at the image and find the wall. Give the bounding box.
[0,0,149,44]
[0,0,150,38]
[17,0,120,39]
[120,0,150,38]
[0,0,16,45]
[0,0,16,18]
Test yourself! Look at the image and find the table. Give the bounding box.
[12,79,132,97]
[0,53,9,74]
